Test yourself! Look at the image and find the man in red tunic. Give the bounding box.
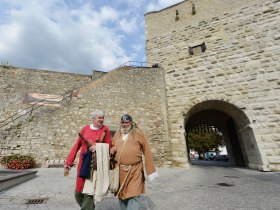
[64,109,112,210]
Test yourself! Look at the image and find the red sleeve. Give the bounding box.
[65,137,82,166]
[103,126,112,148]
[65,126,88,166]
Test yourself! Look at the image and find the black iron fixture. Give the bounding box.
[188,42,206,55]
[152,63,159,67]
[175,10,179,21]
[192,3,196,15]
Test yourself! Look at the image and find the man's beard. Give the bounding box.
[121,125,132,134]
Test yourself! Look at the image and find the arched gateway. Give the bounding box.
[184,100,264,169]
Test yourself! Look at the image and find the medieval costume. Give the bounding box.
[112,125,158,206]
[65,124,111,191]
[65,123,111,209]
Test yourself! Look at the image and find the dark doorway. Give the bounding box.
[185,108,246,167]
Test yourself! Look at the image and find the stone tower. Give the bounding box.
[145,0,280,171]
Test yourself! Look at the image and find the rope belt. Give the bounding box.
[116,164,131,197]
[121,164,132,172]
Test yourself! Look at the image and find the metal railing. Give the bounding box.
[111,61,158,71]
[0,81,91,129]
[0,61,159,129]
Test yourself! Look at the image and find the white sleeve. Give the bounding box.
[148,171,159,181]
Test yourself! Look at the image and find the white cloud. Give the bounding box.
[147,0,184,12]
[0,0,131,74]
[119,17,139,34]
[115,0,143,9]
[0,0,182,74]
[99,6,119,23]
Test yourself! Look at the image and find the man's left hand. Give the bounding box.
[89,145,96,152]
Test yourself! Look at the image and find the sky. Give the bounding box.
[0,0,183,74]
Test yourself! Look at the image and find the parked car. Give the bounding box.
[215,155,229,162]
[205,152,216,161]
[190,153,199,160]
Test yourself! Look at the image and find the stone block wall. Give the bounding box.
[145,0,264,39]
[0,66,171,167]
[0,67,92,122]
[145,0,280,170]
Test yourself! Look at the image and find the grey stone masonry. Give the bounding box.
[145,0,280,171]
[0,67,92,122]
[0,66,171,167]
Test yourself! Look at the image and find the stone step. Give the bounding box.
[45,160,65,168]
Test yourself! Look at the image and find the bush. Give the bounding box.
[0,61,14,69]
[0,154,36,170]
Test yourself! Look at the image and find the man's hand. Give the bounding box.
[110,146,117,155]
[89,145,96,152]
[64,164,71,170]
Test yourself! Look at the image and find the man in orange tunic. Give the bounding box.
[110,114,158,210]
[64,109,112,210]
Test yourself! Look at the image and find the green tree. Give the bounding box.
[187,132,224,159]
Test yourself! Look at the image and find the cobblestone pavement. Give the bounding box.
[0,164,280,210]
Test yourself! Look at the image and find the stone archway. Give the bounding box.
[184,100,264,170]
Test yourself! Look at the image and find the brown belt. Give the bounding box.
[116,161,141,197]
[117,164,131,197]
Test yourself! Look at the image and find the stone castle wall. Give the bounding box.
[1,0,279,171]
[145,0,280,170]
[0,66,171,167]
[145,0,265,39]
[0,67,92,121]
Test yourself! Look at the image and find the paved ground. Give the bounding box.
[0,162,280,210]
